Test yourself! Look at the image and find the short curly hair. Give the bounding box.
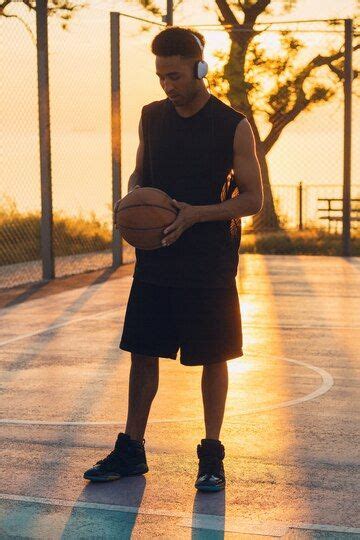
[151,26,205,60]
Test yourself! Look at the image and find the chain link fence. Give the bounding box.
[1,4,42,289]
[1,5,359,289]
[271,183,360,231]
[200,20,360,237]
[48,8,114,279]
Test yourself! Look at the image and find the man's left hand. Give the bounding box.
[162,199,199,247]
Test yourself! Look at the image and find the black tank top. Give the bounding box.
[133,93,246,288]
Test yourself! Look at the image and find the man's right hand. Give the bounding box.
[129,184,141,194]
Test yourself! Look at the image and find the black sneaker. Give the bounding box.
[195,439,226,492]
[83,432,149,482]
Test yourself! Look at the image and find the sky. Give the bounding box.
[1,0,359,223]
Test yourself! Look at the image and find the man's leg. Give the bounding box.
[201,361,228,440]
[124,353,159,443]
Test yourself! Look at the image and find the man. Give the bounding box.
[84,26,263,492]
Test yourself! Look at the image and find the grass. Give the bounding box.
[0,198,358,266]
[0,199,111,265]
[240,227,360,256]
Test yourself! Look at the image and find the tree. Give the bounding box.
[139,0,360,230]
[3,0,359,230]
[0,1,86,44]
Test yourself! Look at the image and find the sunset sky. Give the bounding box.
[1,0,359,223]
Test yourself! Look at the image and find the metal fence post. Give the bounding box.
[36,0,54,280]
[298,181,303,230]
[342,18,352,256]
[111,12,122,267]
[166,0,173,25]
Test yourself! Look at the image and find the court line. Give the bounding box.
[1,493,359,535]
[0,355,334,425]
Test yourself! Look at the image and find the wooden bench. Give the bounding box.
[317,198,360,232]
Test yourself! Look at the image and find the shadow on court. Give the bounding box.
[0,255,359,538]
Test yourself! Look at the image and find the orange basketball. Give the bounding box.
[114,187,178,250]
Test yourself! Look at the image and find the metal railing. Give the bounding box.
[268,183,360,232]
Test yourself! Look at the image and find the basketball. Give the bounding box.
[114,187,178,250]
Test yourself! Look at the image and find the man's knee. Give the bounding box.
[131,352,159,366]
[203,360,228,370]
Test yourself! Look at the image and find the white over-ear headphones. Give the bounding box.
[190,33,208,79]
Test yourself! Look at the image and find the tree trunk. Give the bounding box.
[223,33,281,232]
[251,141,281,231]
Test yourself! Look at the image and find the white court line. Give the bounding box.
[0,355,334,425]
[1,493,359,536]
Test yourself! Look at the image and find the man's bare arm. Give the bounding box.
[196,119,263,222]
[128,116,144,193]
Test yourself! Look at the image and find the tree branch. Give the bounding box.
[1,12,36,44]
[262,39,360,153]
[215,0,241,26]
[1,0,87,34]
[0,0,13,14]
[263,87,310,152]
[243,0,272,22]
[311,42,360,76]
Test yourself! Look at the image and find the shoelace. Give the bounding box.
[96,440,144,468]
[96,451,122,466]
[96,444,131,467]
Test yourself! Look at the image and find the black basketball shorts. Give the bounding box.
[119,277,243,366]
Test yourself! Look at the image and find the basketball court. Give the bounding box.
[0,254,359,538]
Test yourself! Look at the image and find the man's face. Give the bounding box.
[155,55,198,106]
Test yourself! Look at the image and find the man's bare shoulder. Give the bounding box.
[234,118,255,148]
